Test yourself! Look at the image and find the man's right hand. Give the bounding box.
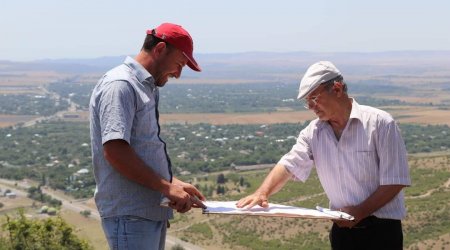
[236,191,269,209]
[236,164,291,210]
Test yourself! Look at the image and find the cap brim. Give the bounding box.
[297,84,321,100]
[183,52,201,72]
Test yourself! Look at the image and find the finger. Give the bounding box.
[178,203,191,213]
[190,196,207,209]
[236,197,251,208]
[195,191,206,201]
[175,199,186,211]
[245,198,261,209]
[178,199,192,213]
[168,201,177,210]
[189,189,206,201]
[260,199,269,208]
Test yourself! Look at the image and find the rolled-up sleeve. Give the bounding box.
[278,127,314,182]
[377,119,411,186]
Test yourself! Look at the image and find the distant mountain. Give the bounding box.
[2,51,450,82]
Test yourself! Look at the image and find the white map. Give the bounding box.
[202,201,353,220]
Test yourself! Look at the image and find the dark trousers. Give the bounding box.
[330,216,403,250]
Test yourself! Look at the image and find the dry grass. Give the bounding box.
[59,209,108,250]
[0,71,70,86]
[406,233,450,250]
[160,111,315,125]
[0,115,39,128]
[1,105,450,128]
[387,106,450,125]
[161,106,450,126]
[0,196,34,214]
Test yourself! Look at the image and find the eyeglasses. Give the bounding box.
[302,94,321,109]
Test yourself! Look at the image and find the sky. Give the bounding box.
[2,0,450,61]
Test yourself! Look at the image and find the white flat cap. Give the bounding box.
[297,61,341,99]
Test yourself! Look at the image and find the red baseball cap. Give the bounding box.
[147,23,201,72]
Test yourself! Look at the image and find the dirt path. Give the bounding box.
[285,192,326,205]
[406,178,450,199]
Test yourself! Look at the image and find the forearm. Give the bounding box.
[103,139,171,195]
[355,185,406,219]
[236,164,292,208]
[256,164,292,197]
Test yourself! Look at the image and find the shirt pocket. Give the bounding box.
[352,150,379,181]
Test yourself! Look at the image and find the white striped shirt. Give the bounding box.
[279,99,411,220]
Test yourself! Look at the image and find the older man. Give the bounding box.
[237,61,411,250]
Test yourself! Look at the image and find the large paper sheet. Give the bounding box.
[203,201,353,220]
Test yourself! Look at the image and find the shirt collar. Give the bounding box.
[348,98,363,122]
[123,56,156,90]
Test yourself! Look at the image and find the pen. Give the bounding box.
[316,206,354,220]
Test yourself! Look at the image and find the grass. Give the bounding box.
[59,210,108,250]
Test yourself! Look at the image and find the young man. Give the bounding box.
[237,61,411,250]
[89,23,205,250]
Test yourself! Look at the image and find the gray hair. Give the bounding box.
[323,75,347,93]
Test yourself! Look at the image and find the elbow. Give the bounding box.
[103,139,127,166]
[103,147,116,165]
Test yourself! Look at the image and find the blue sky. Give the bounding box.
[2,0,450,61]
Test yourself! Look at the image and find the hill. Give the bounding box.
[2,51,450,85]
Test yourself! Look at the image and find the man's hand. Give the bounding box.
[333,185,406,228]
[236,164,291,209]
[333,205,365,228]
[236,191,269,209]
[165,184,192,213]
[171,178,206,210]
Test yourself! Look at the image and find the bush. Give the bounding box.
[0,209,92,249]
[171,244,185,250]
[80,210,91,217]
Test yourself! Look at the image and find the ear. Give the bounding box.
[153,42,167,58]
[333,81,344,97]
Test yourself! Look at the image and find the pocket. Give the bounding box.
[122,217,164,248]
[353,151,378,181]
[124,216,152,236]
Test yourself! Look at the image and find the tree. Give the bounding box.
[216,173,226,184]
[239,176,245,187]
[0,209,92,250]
[216,185,225,195]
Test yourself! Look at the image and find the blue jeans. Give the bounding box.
[101,216,167,250]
